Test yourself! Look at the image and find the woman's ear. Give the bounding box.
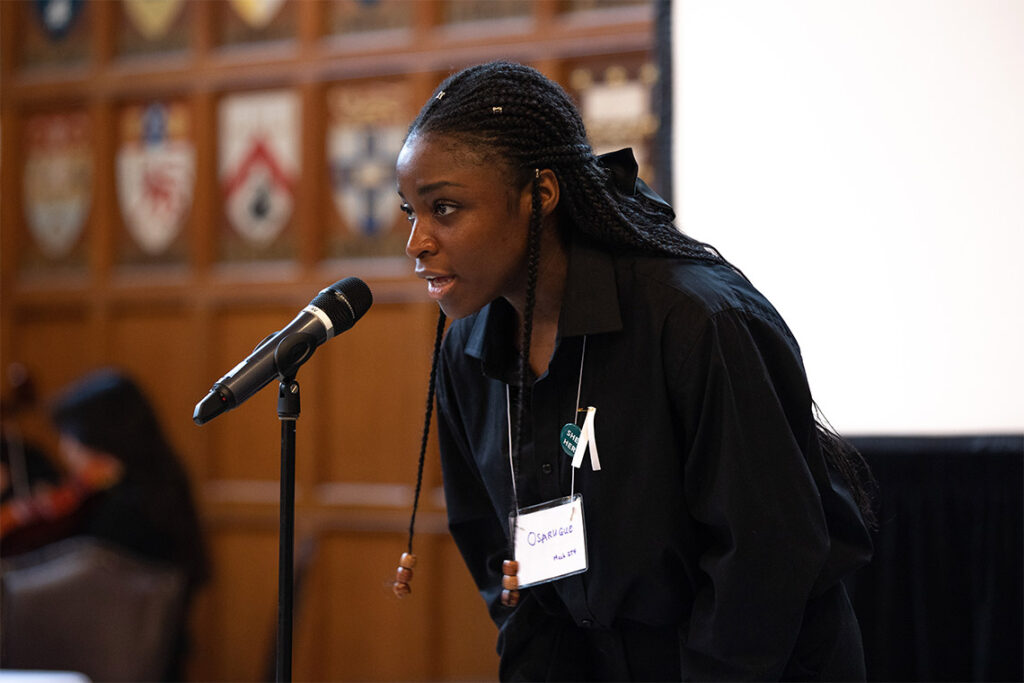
[536,168,560,218]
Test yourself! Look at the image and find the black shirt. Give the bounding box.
[435,235,872,677]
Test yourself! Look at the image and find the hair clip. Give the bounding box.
[535,169,540,179]
[492,106,503,114]
[436,90,446,100]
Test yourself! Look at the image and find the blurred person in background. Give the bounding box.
[45,368,209,680]
[1,363,65,553]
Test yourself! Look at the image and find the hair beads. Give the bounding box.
[501,560,520,607]
[392,552,416,598]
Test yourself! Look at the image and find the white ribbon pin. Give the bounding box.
[571,407,601,471]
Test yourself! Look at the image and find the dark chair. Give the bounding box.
[1,536,185,682]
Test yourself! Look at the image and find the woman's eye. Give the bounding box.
[434,202,457,217]
[400,203,414,223]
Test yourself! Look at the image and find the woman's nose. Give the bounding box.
[405,221,436,260]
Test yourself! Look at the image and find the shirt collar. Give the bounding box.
[465,235,622,371]
[559,235,622,337]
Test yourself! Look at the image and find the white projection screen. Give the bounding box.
[671,1,1024,435]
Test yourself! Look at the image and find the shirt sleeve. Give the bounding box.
[669,307,833,680]
[435,348,515,628]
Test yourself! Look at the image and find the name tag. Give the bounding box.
[511,494,587,588]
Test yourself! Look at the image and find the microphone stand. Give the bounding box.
[276,375,299,683]
[272,333,316,683]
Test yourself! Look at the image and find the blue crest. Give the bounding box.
[33,0,84,39]
[330,125,404,238]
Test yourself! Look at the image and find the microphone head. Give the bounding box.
[311,277,373,334]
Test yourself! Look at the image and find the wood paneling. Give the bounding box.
[206,527,279,681]
[317,301,439,484]
[108,304,204,475]
[311,532,441,680]
[11,309,96,402]
[206,305,306,482]
[0,1,655,679]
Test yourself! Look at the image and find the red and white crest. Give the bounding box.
[117,101,195,256]
[219,90,299,248]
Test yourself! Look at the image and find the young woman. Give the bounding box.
[395,61,874,681]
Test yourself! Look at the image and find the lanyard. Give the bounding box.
[504,336,588,511]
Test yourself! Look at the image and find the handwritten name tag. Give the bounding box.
[511,494,587,588]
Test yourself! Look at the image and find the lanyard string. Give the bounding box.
[505,384,519,510]
[571,335,587,497]
[505,335,588,511]
[504,383,520,555]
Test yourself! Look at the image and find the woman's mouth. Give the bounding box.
[426,275,455,300]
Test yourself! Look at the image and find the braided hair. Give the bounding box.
[409,61,723,262]
[401,62,873,565]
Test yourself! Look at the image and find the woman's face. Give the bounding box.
[397,133,533,320]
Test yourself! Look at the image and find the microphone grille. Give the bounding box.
[311,277,373,332]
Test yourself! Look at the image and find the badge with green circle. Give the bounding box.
[560,423,581,457]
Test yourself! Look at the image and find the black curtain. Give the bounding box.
[849,436,1024,681]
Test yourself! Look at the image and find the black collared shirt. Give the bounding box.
[435,236,872,677]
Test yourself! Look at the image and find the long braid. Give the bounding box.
[509,173,544,555]
[393,308,447,598]
[406,308,447,553]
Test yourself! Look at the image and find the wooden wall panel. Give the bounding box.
[10,309,95,397]
[435,535,503,680]
[316,300,439,485]
[303,531,443,681]
[203,527,279,681]
[288,529,501,682]
[107,305,204,477]
[6,308,94,453]
[205,305,303,482]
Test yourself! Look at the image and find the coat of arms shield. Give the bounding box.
[23,112,92,260]
[219,90,299,250]
[116,102,195,256]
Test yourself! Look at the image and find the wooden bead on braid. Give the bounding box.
[392,552,416,598]
[501,559,520,607]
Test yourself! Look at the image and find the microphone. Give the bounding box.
[193,277,372,425]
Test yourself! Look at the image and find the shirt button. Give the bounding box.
[581,619,592,627]
[541,463,553,475]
